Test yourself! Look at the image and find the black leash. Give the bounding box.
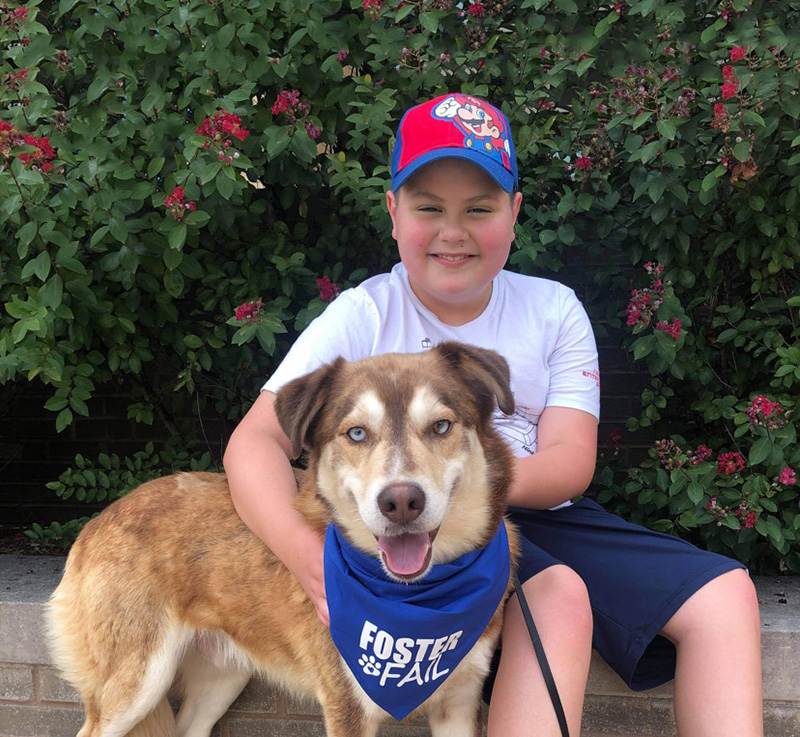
[513,572,570,737]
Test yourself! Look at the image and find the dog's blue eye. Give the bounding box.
[432,420,451,436]
[347,427,367,442]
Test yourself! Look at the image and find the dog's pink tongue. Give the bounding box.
[377,533,430,576]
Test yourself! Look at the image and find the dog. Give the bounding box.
[47,341,519,737]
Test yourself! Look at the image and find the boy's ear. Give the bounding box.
[512,190,523,223]
[273,358,345,458]
[386,190,399,240]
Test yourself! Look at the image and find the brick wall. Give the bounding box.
[0,342,649,527]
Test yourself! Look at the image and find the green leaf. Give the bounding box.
[164,270,184,298]
[216,171,235,199]
[687,482,704,505]
[287,27,307,50]
[633,336,655,360]
[632,111,652,130]
[169,223,187,250]
[18,221,37,248]
[86,75,109,103]
[742,110,766,127]
[147,157,165,178]
[701,166,726,192]
[184,334,203,349]
[733,141,751,162]
[699,17,726,44]
[656,119,677,141]
[45,396,69,411]
[749,437,771,466]
[419,12,440,33]
[56,408,73,433]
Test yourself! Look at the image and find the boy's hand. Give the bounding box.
[303,562,330,628]
[289,535,330,628]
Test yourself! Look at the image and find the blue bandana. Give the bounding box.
[324,522,510,721]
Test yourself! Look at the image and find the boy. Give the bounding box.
[223,93,763,736]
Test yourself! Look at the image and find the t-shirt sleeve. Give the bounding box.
[545,289,601,419]
[262,288,379,394]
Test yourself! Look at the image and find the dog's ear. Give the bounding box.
[274,358,345,458]
[434,342,515,416]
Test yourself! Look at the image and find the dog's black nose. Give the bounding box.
[377,483,426,524]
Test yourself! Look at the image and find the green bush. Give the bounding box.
[1,0,798,570]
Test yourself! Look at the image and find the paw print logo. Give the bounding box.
[358,654,382,677]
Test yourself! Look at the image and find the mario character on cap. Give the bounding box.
[391,93,519,193]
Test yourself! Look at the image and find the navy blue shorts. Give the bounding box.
[486,498,745,696]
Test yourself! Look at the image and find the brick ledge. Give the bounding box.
[1,556,798,737]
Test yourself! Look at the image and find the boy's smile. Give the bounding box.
[386,159,522,326]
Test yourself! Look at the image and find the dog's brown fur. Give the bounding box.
[47,342,518,737]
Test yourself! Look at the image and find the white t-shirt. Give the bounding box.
[264,263,600,464]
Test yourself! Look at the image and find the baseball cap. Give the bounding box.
[391,93,518,193]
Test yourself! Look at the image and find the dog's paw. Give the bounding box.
[358,654,382,676]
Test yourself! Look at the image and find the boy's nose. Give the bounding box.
[439,218,468,243]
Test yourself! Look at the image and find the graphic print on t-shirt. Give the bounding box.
[493,405,539,456]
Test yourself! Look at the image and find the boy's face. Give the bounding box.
[386,158,522,326]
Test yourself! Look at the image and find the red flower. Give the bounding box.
[316,276,340,302]
[721,80,738,99]
[690,445,713,465]
[271,89,301,116]
[467,1,486,17]
[196,110,249,142]
[745,395,786,429]
[337,49,348,62]
[730,46,747,62]
[655,318,681,340]
[722,65,736,80]
[716,451,746,476]
[575,154,593,171]
[1,5,28,30]
[271,89,312,125]
[778,468,796,486]
[305,122,321,140]
[17,132,56,172]
[2,67,28,91]
[235,299,263,323]
[696,445,712,459]
[740,510,756,528]
[164,186,197,221]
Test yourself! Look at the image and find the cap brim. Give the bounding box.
[391,148,516,193]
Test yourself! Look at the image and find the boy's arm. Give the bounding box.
[505,406,598,510]
[223,390,329,626]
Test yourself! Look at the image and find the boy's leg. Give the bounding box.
[487,564,592,737]
[660,568,763,737]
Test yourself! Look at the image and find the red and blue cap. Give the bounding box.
[391,93,518,193]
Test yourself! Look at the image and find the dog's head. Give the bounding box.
[274,342,514,582]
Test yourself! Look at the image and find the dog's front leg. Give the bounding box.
[429,706,482,737]
[426,681,483,737]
